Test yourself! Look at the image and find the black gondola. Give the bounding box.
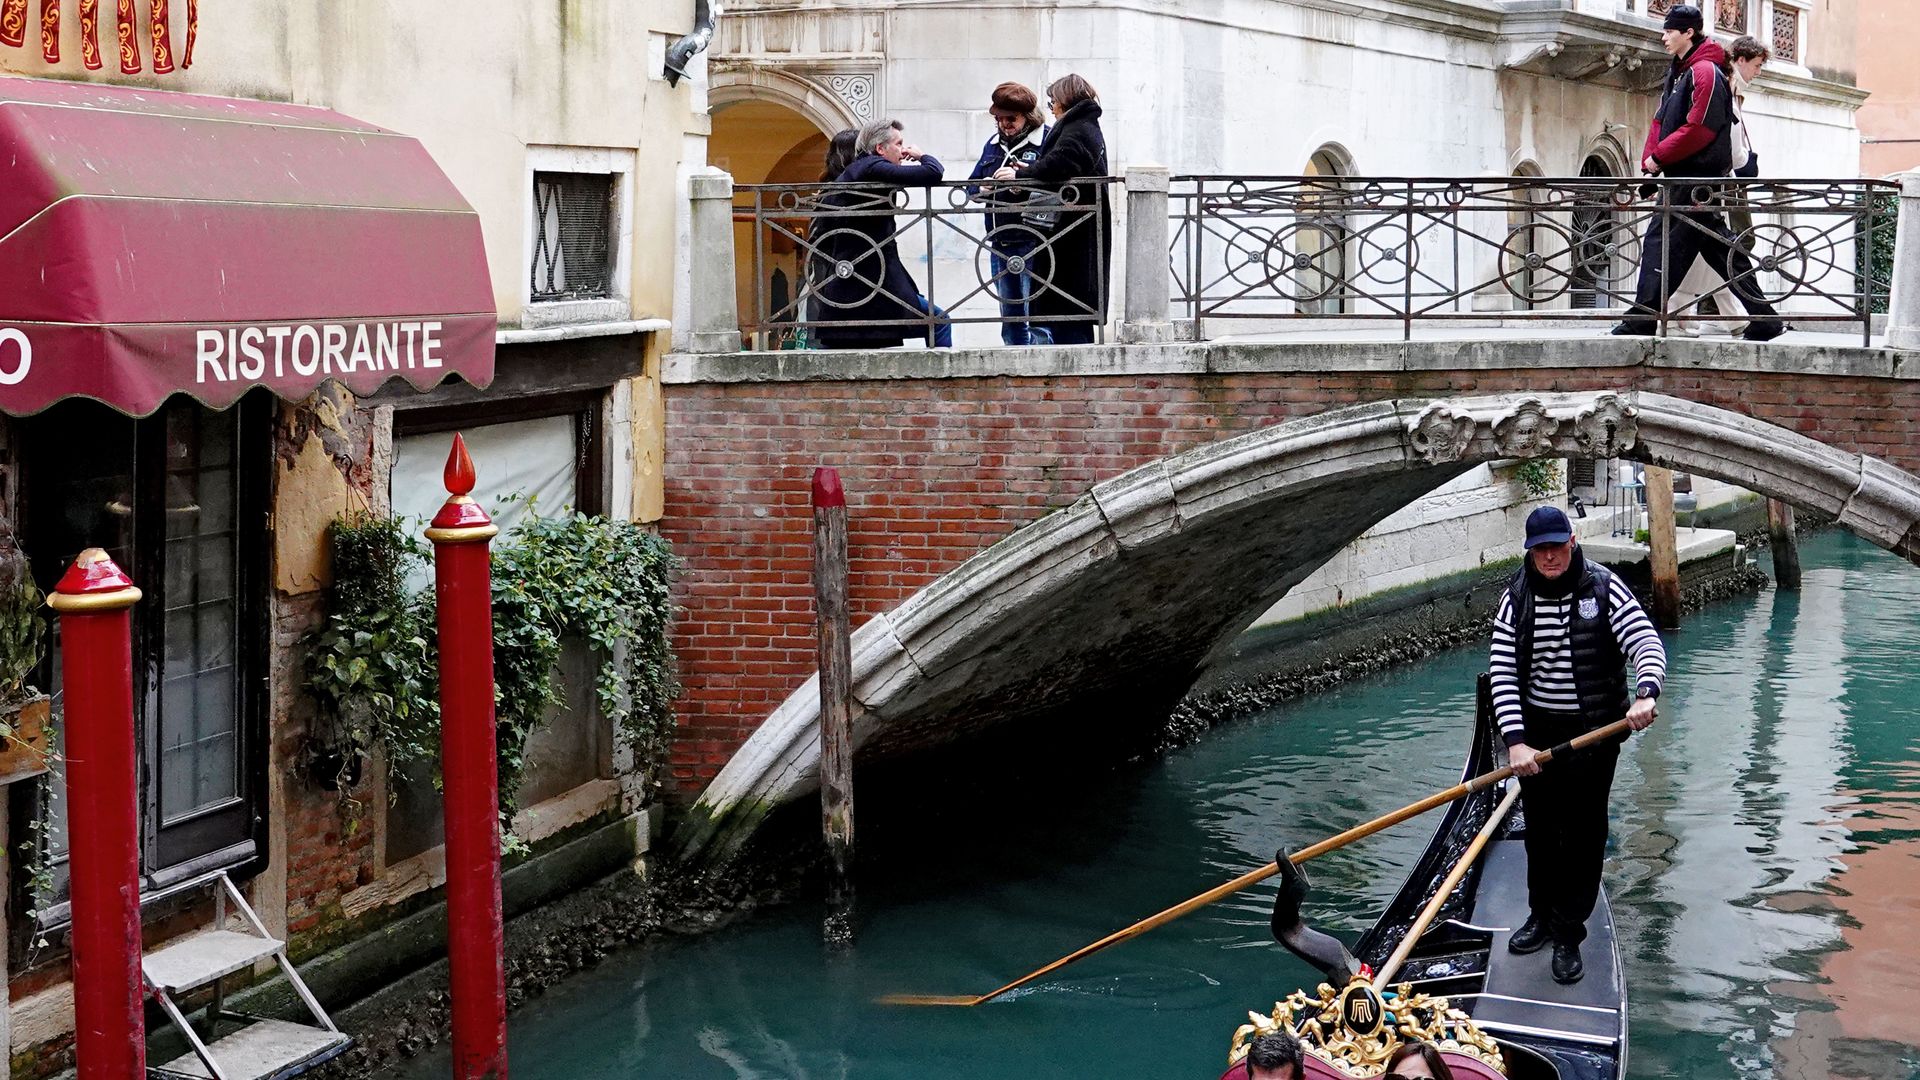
[1229,674,1627,1080]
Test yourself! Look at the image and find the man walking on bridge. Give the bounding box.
[1490,507,1666,985]
[1612,4,1784,342]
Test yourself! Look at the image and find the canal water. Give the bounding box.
[391,531,1920,1079]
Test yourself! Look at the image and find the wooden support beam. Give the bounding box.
[1767,498,1801,590]
[1644,465,1682,629]
[813,467,856,946]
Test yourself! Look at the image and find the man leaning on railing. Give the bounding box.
[811,118,953,350]
[1612,4,1784,342]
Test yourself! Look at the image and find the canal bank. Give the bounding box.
[378,529,1920,1080]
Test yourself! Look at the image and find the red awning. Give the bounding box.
[0,76,495,417]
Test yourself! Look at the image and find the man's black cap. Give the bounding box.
[1663,4,1705,33]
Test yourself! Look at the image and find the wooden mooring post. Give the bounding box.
[1645,465,1682,629]
[426,435,510,1079]
[49,550,146,1080]
[1766,499,1802,590]
[813,467,856,945]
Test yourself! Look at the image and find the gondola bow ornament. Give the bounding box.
[1230,976,1506,1078]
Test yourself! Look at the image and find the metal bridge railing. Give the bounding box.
[1169,175,1900,344]
[732,177,1117,350]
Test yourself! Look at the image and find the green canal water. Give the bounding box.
[392,530,1920,1079]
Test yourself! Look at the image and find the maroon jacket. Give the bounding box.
[1642,39,1734,176]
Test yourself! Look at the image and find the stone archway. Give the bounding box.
[674,390,1920,860]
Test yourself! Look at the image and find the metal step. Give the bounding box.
[153,1020,349,1080]
[144,930,284,995]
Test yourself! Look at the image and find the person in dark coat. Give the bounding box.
[812,118,952,349]
[996,73,1111,345]
[1612,5,1782,342]
[967,82,1051,346]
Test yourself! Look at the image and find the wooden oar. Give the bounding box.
[1372,782,1522,991]
[877,717,1631,1007]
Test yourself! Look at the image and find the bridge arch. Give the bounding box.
[675,390,1920,859]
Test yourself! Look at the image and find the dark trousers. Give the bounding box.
[1516,707,1622,947]
[1627,208,1779,328]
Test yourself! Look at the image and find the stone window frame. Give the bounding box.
[1763,0,1807,71]
[356,388,629,911]
[521,146,638,330]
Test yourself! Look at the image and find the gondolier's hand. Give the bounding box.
[1509,743,1543,777]
[1626,695,1658,731]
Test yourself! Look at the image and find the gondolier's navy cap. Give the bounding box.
[1524,506,1575,549]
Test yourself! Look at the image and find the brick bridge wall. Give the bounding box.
[657,343,1920,794]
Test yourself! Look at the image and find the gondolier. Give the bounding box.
[1490,506,1666,985]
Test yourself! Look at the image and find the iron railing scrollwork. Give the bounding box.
[1169,175,1899,344]
[733,178,1116,350]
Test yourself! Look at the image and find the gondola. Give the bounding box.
[1224,674,1627,1080]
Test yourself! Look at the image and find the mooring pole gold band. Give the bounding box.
[425,524,500,544]
[48,586,144,613]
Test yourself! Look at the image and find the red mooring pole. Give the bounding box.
[48,549,145,1080]
[812,467,855,946]
[427,434,508,1079]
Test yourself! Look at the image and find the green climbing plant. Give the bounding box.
[1512,458,1562,499]
[305,504,680,826]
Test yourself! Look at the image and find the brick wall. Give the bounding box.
[659,365,1920,792]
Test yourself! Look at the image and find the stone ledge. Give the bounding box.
[663,336,1912,385]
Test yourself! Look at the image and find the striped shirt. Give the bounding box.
[1489,574,1667,745]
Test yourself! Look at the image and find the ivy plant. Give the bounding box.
[305,504,680,826]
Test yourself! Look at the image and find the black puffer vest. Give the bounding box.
[1654,44,1735,178]
[1506,560,1630,727]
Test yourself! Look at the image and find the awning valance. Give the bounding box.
[0,77,495,417]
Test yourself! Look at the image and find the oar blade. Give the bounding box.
[874,992,982,1007]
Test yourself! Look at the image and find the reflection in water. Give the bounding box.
[389,532,1920,1079]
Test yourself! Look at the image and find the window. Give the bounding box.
[1298,148,1354,316]
[13,394,269,929]
[530,172,615,302]
[382,398,610,863]
[1769,1,1801,65]
[522,147,636,328]
[1571,154,1620,311]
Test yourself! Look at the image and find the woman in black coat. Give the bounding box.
[999,74,1111,345]
[811,119,951,349]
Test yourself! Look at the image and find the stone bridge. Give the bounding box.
[658,332,1920,858]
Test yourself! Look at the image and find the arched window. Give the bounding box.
[1571,154,1618,310]
[1298,147,1354,315]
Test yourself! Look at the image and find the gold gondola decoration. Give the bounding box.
[1228,974,1506,1078]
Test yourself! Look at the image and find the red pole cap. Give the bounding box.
[47,548,142,612]
[444,432,477,497]
[426,433,498,542]
[812,467,846,509]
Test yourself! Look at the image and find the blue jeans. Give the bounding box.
[911,293,953,348]
[990,243,1052,346]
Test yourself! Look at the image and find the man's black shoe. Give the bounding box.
[1609,322,1655,337]
[1551,942,1585,985]
[1507,915,1550,955]
[1742,321,1787,343]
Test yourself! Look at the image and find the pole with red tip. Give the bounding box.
[427,435,508,1079]
[48,549,145,1080]
[812,467,855,944]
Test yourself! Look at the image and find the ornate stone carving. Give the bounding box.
[1492,398,1562,458]
[822,72,875,122]
[1407,404,1476,464]
[1569,393,1638,459]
